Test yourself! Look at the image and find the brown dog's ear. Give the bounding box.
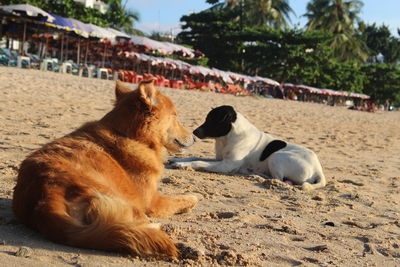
[138,79,158,108]
[115,80,132,102]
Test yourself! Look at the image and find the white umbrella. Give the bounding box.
[88,24,115,40]
[106,28,130,39]
[0,4,55,22]
[254,76,280,86]
[190,65,214,76]
[163,42,195,57]
[212,68,234,83]
[130,35,169,54]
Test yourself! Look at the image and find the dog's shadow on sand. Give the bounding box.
[0,198,123,260]
[165,164,298,191]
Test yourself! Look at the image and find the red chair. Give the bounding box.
[155,75,170,88]
[171,80,183,89]
[182,75,197,90]
[126,71,135,83]
[153,79,162,87]
[124,71,132,82]
[133,74,143,84]
[163,78,171,88]
[195,82,210,92]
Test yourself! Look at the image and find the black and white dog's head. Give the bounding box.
[193,105,237,139]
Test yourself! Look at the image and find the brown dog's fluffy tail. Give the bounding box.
[35,193,178,258]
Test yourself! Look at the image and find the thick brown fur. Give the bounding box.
[12,80,198,258]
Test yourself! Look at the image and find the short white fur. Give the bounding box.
[170,111,326,191]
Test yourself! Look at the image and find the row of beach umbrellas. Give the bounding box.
[0,4,197,58]
[0,4,370,99]
[125,51,280,85]
[283,84,370,99]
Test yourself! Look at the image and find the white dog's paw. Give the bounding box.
[167,158,179,164]
[165,158,183,169]
[169,161,193,170]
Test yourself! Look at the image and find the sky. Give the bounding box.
[127,0,400,35]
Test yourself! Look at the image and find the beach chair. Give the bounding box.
[61,62,73,74]
[132,74,143,84]
[79,66,90,78]
[171,80,183,89]
[126,71,135,83]
[97,68,109,79]
[0,48,17,67]
[0,54,7,66]
[41,58,56,71]
[182,75,197,90]
[158,76,171,88]
[26,53,40,69]
[195,82,210,92]
[17,56,31,69]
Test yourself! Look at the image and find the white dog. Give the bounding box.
[169,105,326,191]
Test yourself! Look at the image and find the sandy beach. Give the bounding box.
[0,67,399,266]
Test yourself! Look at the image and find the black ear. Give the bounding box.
[210,105,237,123]
[259,140,287,161]
[222,106,237,123]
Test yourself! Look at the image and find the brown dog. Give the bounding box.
[12,80,198,258]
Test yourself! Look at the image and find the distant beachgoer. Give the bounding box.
[366,100,375,112]
[289,91,297,101]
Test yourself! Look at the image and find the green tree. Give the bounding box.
[105,0,139,33]
[361,64,400,105]
[179,7,242,70]
[206,0,294,29]
[304,0,368,62]
[361,23,400,64]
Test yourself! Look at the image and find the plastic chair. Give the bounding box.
[61,62,73,74]
[97,68,109,79]
[171,80,183,89]
[40,59,55,71]
[17,56,31,68]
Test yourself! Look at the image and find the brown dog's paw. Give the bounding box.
[177,195,198,214]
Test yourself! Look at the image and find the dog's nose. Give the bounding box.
[193,128,204,139]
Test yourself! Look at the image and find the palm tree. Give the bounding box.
[106,0,139,33]
[208,0,294,29]
[304,0,368,62]
[245,0,294,29]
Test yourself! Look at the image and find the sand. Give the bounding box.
[0,67,399,266]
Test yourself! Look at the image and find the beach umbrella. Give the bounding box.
[68,18,93,38]
[0,4,56,54]
[212,68,234,84]
[130,35,169,54]
[39,13,74,61]
[163,42,195,58]
[0,4,55,22]
[67,19,93,65]
[88,24,115,40]
[254,76,280,86]
[105,28,130,40]
[190,65,215,77]
[42,12,73,31]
